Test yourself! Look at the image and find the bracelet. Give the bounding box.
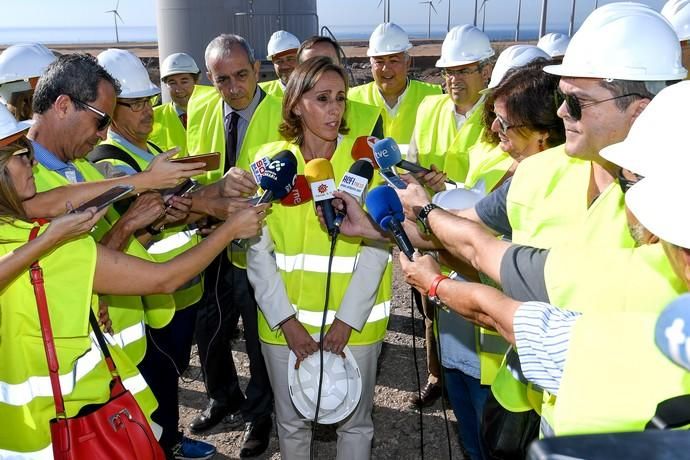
[146,224,162,235]
[428,274,449,301]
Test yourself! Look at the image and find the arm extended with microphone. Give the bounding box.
[373,137,456,187]
[365,185,415,261]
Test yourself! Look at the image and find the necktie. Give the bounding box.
[225,111,240,173]
[179,112,188,129]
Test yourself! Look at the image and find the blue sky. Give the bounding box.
[0,0,668,30]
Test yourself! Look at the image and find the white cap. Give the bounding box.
[432,186,486,210]
[626,176,690,248]
[544,2,686,81]
[288,334,362,424]
[160,52,200,80]
[537,32,571,58]
[0,103,31,145]
[267,30,300,60]
[367,23,413,57]
[600,80,690,177]
[0,43,56,85]
[662,0,690,41]
[486,45,550,89]
[97,49,160,99]
[436,25,494,68]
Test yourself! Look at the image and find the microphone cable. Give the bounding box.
[409,286,424,459]
[309,232,339,460]
[434,301,454,459]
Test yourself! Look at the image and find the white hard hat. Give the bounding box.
[0,80,31,105]
[433,186,486,210]
[0,43,56,85]
[267,30,300,60]
[288,334,362,424]
[0,103,31,145]
[436,25,494,68]
[537,32,571,58]
[662,0,690,41]
[97,49,160,99]
[486,45,550,89]
[160,52,199,80]
[625,176,690,248]
[367,23,413,57]
[600,80,690,177]
[544,2,686,81]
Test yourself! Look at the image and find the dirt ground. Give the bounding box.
[178,252,466,460]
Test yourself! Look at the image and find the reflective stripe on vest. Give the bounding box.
[275,252,359,274]
[151,101,188,156]
[148,228,197,254]
[295,300,391,328]
[348,80,442,144]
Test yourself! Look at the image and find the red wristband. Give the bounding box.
[428,274,449,299]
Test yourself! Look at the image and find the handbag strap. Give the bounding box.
[28,224,124,419]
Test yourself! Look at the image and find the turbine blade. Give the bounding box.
[377,0,383,8]
[115,11,124,22]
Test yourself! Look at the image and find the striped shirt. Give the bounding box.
[513,301,582,395]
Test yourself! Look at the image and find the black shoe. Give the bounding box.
[189,400,232,433]
[409,381,442,408]
[239,416,272,458]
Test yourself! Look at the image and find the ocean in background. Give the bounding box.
[0,23,571,46]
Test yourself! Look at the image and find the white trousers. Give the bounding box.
[261,341,382,460]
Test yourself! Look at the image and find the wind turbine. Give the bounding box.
[377,0,391,22]
[105,0,124,43]
[479,0,489,32]
[420,1,438,39]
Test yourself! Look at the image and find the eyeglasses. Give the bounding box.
[441,66,480,78]
[116,96,158,112]
[617,168,643,194]
[554,89,646,121]
[71,96,112,131]
[494,113,526,135]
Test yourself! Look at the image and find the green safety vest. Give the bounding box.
[94,136,204,311]
[348,80,442,144]
[258,79,284,98]
[0,221,157,457]
[414,94,487,182]
[150,101,187,157]
[252,139,392,346]
[33,159,175,365]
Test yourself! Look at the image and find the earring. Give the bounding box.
[538,138,545,152]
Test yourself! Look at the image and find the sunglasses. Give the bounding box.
[71,96,112,131]
[494,113,525,135]
[116,96,159,112]
[554,89,647,121]
[617,168,644,194]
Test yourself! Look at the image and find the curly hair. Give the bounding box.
[279,56,349,145]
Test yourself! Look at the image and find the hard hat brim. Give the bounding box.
[0,120,32,147]
[161,69,200,80]
[119,83,161,99]
[366,44,413,57]
[543,63,688,81]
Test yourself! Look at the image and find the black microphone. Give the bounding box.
[365,185,415,260]
[334,159,374,229]
[256,150,298,204]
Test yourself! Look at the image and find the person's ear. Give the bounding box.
[629,98,650,124]
[53,94,71,119]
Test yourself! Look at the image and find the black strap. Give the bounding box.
[88,309,116,364]
[88,144,143,173]
[146,140,163,154]
[645,394,690,430]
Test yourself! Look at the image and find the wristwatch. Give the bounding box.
[428,274,449,304]
[416,203,440,235]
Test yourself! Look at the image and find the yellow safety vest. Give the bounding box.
[464,143,514,192]
[252,139,392,346]
[258,79,284,98]
[94,136,204,311]
[33,159,175,365]
[414,94,487,182]
[348,80,442,144]
[150,101,187,157]
[0,221,157,457]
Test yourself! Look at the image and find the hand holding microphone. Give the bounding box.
[255,150,298,204]
[373,137,456,187]
[365,185,416,260]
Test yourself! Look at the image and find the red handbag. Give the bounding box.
[28,226,165,460]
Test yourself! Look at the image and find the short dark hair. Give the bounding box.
[297,36,344,65]
[32,53,120,114]
[483,59,565,148]
[205,34,255,67]
[279,56,349,145]
[598,79,670,111]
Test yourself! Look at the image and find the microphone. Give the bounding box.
[373,137,456,186]
[280,175,312,206]
[304,158,338,235]
[655,294,690,371]
[365,185,415,260]
[351,135,380,169]
[334,159,375,229]
[256,150,298,204]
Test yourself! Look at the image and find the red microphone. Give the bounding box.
[351,135,379,169]
[280,175,312,206]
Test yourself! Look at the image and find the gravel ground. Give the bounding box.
[178,251,466,459]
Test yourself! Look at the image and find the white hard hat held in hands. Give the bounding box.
[487,45,550,89]
[267,30,300,59]
[662,0,690,41]
[544,2,686,81]
[97,49,160,99]
[537,32,571,58]
[367,23,413,57]
[160,52,200,80]
[436,24,494,68]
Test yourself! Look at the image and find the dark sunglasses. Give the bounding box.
[617,168,644,194]
[554,89,646,121]
[71,96,112,131]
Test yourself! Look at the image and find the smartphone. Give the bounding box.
[170,179,201,198]
[378,169,408,190]
[170,152,220,171]
[71,185,134,213]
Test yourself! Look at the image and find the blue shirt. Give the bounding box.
[32,140,86,183]
[108,131,156,176]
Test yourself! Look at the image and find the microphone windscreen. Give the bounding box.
[349,159,374,182]
[372,137,403,170]
[655,293,690,371]
[259,150,298,200]
[304,158,335,182]
[351,135,379,169]
[280,174,312,206]
[365,185,405,230]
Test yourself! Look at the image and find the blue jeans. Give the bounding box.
[443,366,490,460]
